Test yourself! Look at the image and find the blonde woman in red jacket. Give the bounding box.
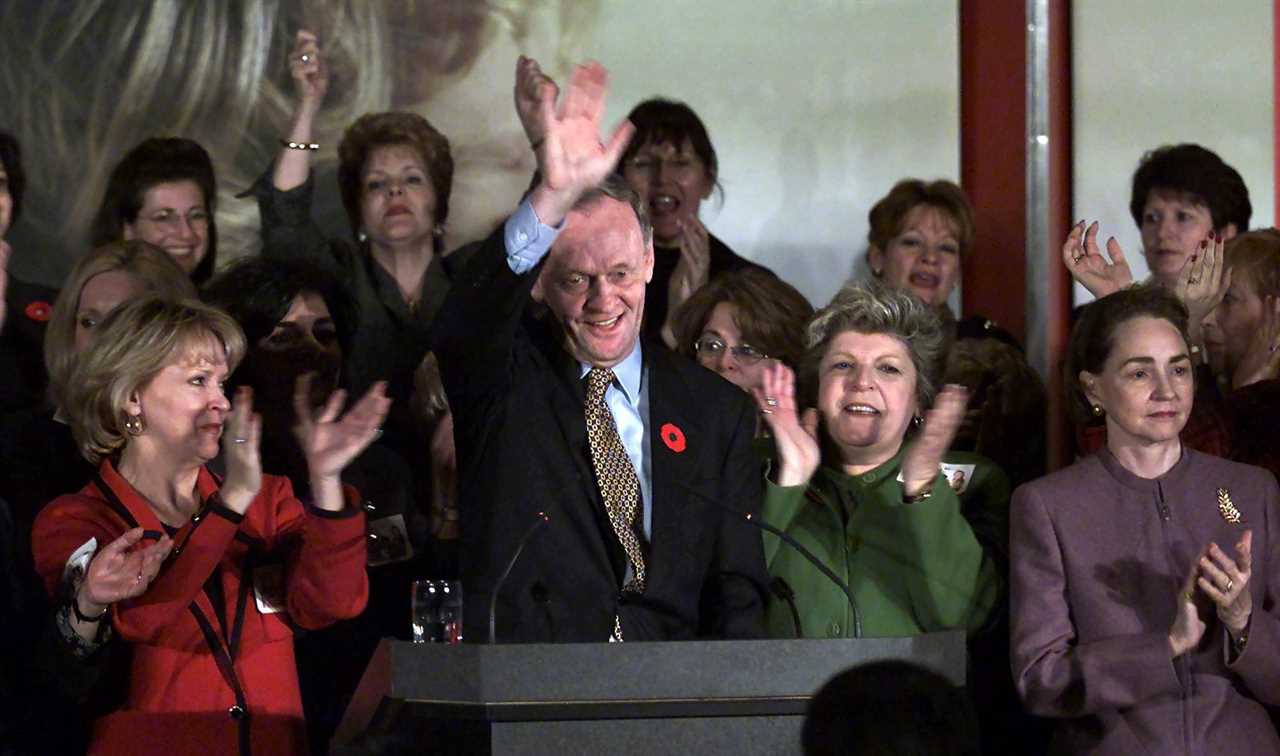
[33,295,389,755]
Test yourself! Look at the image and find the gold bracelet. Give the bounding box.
[280,139,319,151]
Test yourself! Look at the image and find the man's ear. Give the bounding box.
[643,241,655,284]
[531,270,546,303]
[867,245,884,277]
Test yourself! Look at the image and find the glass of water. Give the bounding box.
[411,579,463,644]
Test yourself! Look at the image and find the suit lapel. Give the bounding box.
[644,347,708,566]
[535,329,627,584]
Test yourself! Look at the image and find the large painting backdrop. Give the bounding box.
[1,0,961,309]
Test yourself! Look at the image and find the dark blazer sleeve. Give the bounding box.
[1009,482,1182,716]
[702,392,769,639]
[1226,471,1280,705]
[242,164,346,280]
[432,225,540,412]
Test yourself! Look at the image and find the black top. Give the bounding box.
[0,274,57,415]
[643,232,771,343]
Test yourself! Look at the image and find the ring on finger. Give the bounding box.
[1225,578,1234,592]
[765,397,779,407]
[135,572,144,584]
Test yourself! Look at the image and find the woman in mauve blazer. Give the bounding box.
[1011,285,1280,755]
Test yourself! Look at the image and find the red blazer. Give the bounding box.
[32,460,368,756]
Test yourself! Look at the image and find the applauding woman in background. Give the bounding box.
[755,282,1005,640]
[1011,285,1280,754]
[32,296,388,755]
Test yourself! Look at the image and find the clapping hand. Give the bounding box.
[669,217,711,308]
[751,362,820,487]
[901,385,969,498]
[1198,531,1253,635]
[1063,221,1135,298]
[77,528,173,620]
[525,57,635,226]
[294,374,391,506]
[221,387,263,515]
[1169,556,1208,657]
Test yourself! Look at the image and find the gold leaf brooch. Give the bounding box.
[1217,488,1243,524]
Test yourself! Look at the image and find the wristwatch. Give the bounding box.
[902,487,933,505]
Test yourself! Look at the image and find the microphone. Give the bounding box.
[675,481,863,638]
[488,511,551,644]
[769,577,804,638]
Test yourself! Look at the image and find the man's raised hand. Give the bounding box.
[526,59,635,227]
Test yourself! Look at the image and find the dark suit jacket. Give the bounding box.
[434,227,768,643]
[0,275,56,414]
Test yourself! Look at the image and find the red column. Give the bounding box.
[960,0,1074,471]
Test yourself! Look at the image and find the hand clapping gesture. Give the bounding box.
[901,385,969,498]
[1170,531,1253,656]
[73,528,173,635]
[1063,221,1135,298]
[524,56,635,226]
[668,217,711,309]
[751,362,820,487]
[220,387,264,515]
[293,374,391,510]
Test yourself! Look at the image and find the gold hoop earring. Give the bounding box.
[124,413,145,436]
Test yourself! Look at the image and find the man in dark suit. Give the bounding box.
[434,58,767,643]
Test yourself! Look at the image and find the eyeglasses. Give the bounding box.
[693,336,768,365]
[138,208,210,232]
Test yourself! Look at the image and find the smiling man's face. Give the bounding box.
[534,196,654,368]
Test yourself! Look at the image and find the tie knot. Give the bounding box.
[586,367,616,402]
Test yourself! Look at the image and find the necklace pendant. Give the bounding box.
[1217,487,1243,524]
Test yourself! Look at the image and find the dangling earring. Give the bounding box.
[431,225,445,238]
[1091,404,1104,417]
[911,414,924,429]
[124,413,145,436]
[357,229,368,243]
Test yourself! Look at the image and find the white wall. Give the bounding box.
[1072,0,1274,304]
[590,0,961,309]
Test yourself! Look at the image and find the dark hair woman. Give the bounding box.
[91,137,220,284]
[245,30,463,464]
[618,97,774,346]
[1011,285,1280,754]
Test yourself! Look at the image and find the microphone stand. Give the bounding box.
[488,511,550,644]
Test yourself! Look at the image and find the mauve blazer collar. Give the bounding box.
[1096,444,1193,494]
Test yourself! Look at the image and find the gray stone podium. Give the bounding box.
[335,632,966,755]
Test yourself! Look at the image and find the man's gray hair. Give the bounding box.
[801,281,947,409]
[573,172,653,245]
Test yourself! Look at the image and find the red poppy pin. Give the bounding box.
[25,301,51,322]
[660,422,686,453]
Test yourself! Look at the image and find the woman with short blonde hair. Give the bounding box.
[33,294,390,755]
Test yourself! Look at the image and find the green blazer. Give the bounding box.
[762,449,1006,639]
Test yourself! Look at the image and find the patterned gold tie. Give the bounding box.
[584,367,646,641]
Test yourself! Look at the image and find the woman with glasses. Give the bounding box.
[90,138,220,285]
[672,268,812,434]
[617,98,775,347]
[752,281,1007,640]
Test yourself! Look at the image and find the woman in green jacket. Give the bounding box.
[751,281,1006,639]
